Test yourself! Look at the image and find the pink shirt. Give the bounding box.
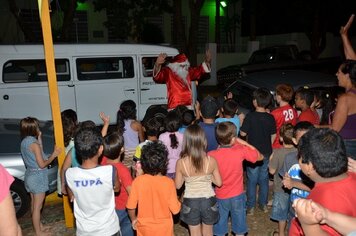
[159,132,184,174]
[0,164,14,203]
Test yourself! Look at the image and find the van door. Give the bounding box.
[74,56,138,124]
[138,56,168,119]
[0,59,75,120]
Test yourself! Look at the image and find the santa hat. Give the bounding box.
[170,53,188,64]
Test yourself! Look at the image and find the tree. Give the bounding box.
[7,0,36,42]
[220,0,240,51]
[93,0,171,43]
[7,0,84,42]
[172,0,206,66]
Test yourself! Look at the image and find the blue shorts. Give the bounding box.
[180,197,219,226]
[213,193,247,235]
[270,191,290,221]
[25,169,49,194]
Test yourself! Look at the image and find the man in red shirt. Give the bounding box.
[289,128,356,235]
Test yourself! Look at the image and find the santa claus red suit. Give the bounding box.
[153,53,210,110]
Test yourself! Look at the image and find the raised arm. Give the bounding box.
[153,53,167,81]
[99,112,110,137]
[341,14,356,60]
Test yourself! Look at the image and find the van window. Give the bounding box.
[142,57,157,77]
[77,57,134,80]
[3,59,70,83]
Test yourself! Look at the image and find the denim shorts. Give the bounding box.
[213,193,247,235]
[270,191,290,221]
[24,169,49,194]
[180,197,219,226]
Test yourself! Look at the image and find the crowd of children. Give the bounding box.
[12,13,356,236]
[18,78,356,236]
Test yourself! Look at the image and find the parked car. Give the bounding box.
[217,45,342,88]
[223,69,340,114]
[0,118,58,218]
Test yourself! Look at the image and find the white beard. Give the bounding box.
[167,61,190,86]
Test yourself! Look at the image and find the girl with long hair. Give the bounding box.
[175,124,222,236]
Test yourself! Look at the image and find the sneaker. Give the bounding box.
[259,205,268,213]
[247,207,255,216]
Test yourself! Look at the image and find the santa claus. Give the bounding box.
[153,50,211,110]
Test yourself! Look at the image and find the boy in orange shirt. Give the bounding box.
[126,141,181,236]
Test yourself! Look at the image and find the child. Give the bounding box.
[269,123,297,236]
[240,88,276,215]
[58,109,78,195]
[178,109,196,133]
[159,110,183,178]
[215,98,241,134]
[208,122,262,236]
[20,117,62,236]
[294,87,320,125]
[60,113,110,194]
[126,141,181,236]
[65,126,120,236]
[289,128,356,235]
[198,95,219,152]
[117,100,145,172]
[175,124,222,236]
[133,116,162,176]
[278,121,315,229]
[271,84,298,149]
[61,109,78,151]
[102,132,134,236]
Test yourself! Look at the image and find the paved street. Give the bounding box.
[18,182,277,236]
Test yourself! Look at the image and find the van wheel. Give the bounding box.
[10,179,30,218]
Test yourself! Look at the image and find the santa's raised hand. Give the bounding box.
[156,53,168,66]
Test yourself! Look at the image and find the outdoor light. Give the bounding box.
[220,1,227,7]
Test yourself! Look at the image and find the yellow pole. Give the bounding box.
[37,0,74,228]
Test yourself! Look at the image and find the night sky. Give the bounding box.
[241,0,356,37]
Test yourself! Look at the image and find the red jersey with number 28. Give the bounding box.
[271,104,298,149]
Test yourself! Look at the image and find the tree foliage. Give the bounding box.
[92,0,172,42]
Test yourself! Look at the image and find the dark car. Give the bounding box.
[217,45,342,88]
[223,70,339,114]
[0,119,58,218]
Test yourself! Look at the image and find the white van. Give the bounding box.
[0,44,180,124]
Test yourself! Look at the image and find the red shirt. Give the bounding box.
[101,157,133,210]
[298,108,320,125]
[271,104,298,149]
[208,143,259,199]
[289,172,356,235]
